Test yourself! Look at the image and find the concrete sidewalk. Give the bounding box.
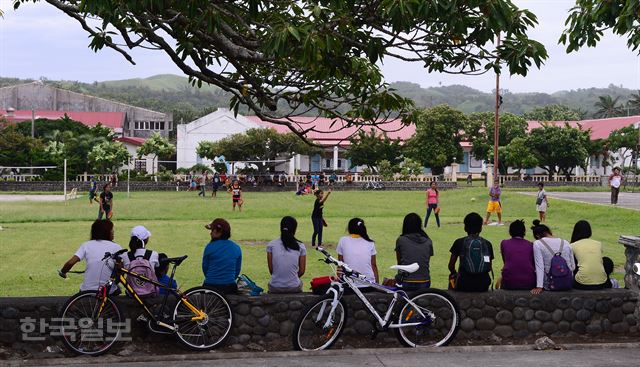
[13,343,640,367]
[518,191,640,211]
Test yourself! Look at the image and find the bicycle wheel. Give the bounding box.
[172,287,232,350]
[395,289,459,347]
[293,295,347,351]
[59,290,122,355]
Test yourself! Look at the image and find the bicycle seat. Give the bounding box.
[161,255,188,266]
[390,263,419,273]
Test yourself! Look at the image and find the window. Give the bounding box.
[325,159,331,168]
[134,160,147,172]
[337,159,342,168]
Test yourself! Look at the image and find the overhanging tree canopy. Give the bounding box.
[17,0,548,138]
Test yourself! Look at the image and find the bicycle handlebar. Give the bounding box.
[101,249,128,261]
[315,246,363,279]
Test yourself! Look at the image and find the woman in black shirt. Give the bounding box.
[311,188,331,247]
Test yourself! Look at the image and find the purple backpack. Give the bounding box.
[126,250,158,297]
[540,239,572,291]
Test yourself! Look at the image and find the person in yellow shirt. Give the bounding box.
[571,220,613,290]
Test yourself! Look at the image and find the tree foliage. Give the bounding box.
[466,112,528,173]
[20,0,548,137]
[88,140,131,173]
[627,91,640,115]
[137,133,176,175]
[593,95,625,118]
[608,125,640,168]
[502,137,538,171]
[197,128,317,172]
[522,104,583,121]
[0,126,47,167]
[561,0,640,54]
[525,124,591,179]
[405,105,466,175]
[344,130,403,173]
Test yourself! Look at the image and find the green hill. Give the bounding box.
[97,74,219,93]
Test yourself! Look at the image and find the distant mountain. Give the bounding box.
[1,75,637,120]
[96,74,220,93]
[390,81,636,116]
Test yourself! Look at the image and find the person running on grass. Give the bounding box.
[230,180,243,211]
[484,180,503,226]
[311,188,331,247]
[424,181,441,228]
[98,183,114,220]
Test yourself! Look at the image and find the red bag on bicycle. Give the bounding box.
[310,276,334,295]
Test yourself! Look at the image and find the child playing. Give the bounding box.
[230,181,244,211]
[484,180,503,225]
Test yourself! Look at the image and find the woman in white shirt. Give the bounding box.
[530,220,575,294]
[336,218,379,288]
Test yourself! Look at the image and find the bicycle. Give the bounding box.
[58,249,233,355]
[293,247,459,351]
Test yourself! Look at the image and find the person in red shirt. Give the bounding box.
[424,181,440,228]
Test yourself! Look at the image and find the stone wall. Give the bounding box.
[0,181,457,192]
[503,181,601,188]
[1,289,637,357]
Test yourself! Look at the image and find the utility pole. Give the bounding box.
[493,34,501,181]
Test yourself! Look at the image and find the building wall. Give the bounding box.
[0,83,171,138]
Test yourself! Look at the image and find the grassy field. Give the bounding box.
[1,188,637,296]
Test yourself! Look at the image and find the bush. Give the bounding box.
[377,160,395,181]
[190,163,213,174]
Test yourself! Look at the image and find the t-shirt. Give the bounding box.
[100,191,113,209]
[202,239,242,285]
[609,174,622,188]
[450,236,494,292]
[74,240,129,293]
[336,236,377,285]
[426,189,438,205]
[533,237,575,289]
[127,248,160,269]
[312,198,323,218]
[89,180,96,191]
[500,237,536,290]
[489,186,501,202]
[572,238,607,285]
[395,233,433,282]
[231,186,241,198]
[266,238,307,289]
[537,189,546,202]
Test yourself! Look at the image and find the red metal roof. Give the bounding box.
[0,109,125,129]
[116,136,146,146]
[245,116,415,146]
[527,115,640,140]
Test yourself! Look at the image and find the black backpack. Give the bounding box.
[461,236,491,274]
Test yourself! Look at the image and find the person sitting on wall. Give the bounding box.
[267,216,306,293]
[499,220,536,290]
[448,213,494,292]
[202,218,242,295]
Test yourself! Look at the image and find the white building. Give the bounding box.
[176,108,262,169]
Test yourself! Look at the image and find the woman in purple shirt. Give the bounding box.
[499,220,536,290]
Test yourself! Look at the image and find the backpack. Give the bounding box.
[461,236,491,274]
[540,239,573,291]
[126,250,158,297]
[237,274,263,296]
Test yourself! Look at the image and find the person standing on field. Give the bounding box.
[98,183,114,220]
[88,176,98,205]
[536,182,549,222]
[311,188,331,247]
[424,181,441,228]
[484,180,503,226]
[608,167,623,205]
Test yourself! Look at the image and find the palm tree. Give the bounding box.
[628,91,640,115]
[593,95,625,118]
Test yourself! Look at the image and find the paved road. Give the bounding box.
[15,344,640,367]
[518,191,640,211]
[0,194,65,202]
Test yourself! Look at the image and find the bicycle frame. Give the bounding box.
[94,257,206,332]
[313,246,433,331]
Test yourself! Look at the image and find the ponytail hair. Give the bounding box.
[531,219,552,240]
[347,217,373,242]
[280,216,301,251]
[129,236,148,252]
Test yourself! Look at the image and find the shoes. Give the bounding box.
[487,222,498,226]
[498,222,505,226]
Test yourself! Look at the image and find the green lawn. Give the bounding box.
[1,188,637,296]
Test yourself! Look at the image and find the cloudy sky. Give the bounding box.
[0,0,638,93]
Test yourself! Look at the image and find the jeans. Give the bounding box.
[311,216,324,246]
[424,204,440,227]
[611,187,620,204]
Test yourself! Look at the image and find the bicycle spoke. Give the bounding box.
[294,298,345,351]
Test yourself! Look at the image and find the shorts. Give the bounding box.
[536,202,547,212]
[89,191,96,199]
[233,196,241,203]
[486,201,502,213]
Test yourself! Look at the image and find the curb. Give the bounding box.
[11,342,640,367]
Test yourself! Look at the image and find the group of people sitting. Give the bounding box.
[59,212,617,297]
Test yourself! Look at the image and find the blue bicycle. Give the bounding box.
[293,247,459,350]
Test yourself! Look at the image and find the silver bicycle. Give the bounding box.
[293,247,459,351]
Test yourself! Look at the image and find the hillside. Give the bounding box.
[1,75,637,121]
